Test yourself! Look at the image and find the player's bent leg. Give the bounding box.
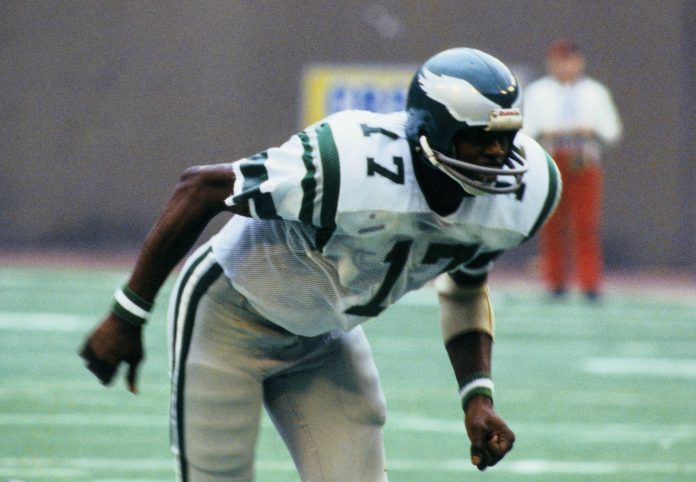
[572,164,604,294]
[168,246,265,482]
[175,364,264,482]
[264,326,388,482]
[539,151,570,294]
[538,209,567,293]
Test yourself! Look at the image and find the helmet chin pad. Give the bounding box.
[417,136,527,195]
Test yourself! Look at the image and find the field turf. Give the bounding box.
[1,263,695,481]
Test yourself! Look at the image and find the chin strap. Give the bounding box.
[417,136,527,196]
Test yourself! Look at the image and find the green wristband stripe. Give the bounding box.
[111,301,147,326]
[461,386,494,409]
[110,285,153,326]
[459,376,494,409]
[114,288,151,319]
[121,284,153,312]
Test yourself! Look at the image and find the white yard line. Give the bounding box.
[387,412,696,442]
[0,312,93,331]
[583,357,696,378]
[3,457,696,477]
[3,411,694,445]
[0,413,164,426]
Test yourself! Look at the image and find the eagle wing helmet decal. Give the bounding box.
[418,68,502,124]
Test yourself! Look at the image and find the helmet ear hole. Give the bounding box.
[451,127,473,145]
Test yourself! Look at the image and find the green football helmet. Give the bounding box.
[406,48,527,195]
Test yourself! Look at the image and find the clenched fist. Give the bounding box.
[464,395,515,470]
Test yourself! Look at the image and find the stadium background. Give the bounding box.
[1,0,695,273]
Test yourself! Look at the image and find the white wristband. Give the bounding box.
[459,376,494,409]
[111,284,153,326]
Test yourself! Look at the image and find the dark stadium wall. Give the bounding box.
[1,0,693,270]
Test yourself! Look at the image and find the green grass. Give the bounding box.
[1,265,695,481]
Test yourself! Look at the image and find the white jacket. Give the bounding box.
[522,76,622,156]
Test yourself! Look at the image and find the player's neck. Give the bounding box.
[411,148,466,216]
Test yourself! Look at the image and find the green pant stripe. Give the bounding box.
[170,248,223,481]
[169,246,214,372]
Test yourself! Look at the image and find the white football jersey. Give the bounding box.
[211,110,560,336]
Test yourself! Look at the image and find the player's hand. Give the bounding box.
[464,395,515,471]
[79,313,144,394]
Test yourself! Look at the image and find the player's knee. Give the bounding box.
[341,382,387,427]
[362,389,387,427]
[177,363,261,481]
[182,442,255,482]
[366,393,387,427]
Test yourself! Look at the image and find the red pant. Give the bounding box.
[539,151,604,293]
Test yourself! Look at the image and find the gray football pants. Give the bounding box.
[167,245,388,482]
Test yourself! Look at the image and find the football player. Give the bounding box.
[81,47,561,481]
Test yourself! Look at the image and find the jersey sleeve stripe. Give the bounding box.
[315,122,341,228]
[526,151,561,240]
[237,153,280,219]
[230,152,266,202]
[297,131,317,224]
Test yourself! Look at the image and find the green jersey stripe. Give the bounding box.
[315,123,340,228]
[297,131,317,224]
[238,152,280,219]
[231,152,268,204]
[527,152,561,240]
[239,152,269,188]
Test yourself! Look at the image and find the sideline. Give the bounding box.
[1,249,694,300]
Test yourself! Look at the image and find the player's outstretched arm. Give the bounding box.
[80,163,238,393]
[445,331,515,470]
[437,273,515,470]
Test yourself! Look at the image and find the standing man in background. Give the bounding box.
[523,38,622,300]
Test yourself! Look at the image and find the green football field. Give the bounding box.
[1,263,695,481]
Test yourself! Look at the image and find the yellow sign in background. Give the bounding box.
[301,64,414,127]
